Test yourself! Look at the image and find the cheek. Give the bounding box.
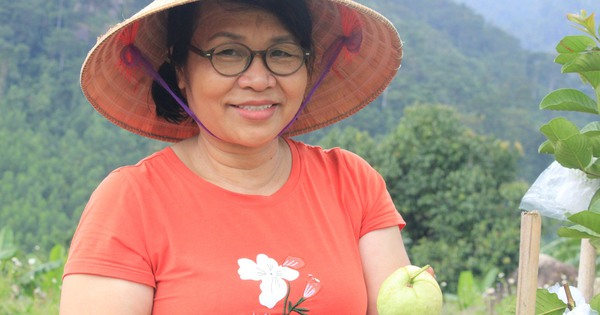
[177,62,219,99]
[293,71,309,100]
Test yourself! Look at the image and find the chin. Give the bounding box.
[225,131,281,148]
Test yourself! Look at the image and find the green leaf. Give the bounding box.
[538,140,555,154]
[567,210,600,233]
[535,289,567,315]
[586,160,600,177]
[581,122,600,135]
[589,190,600,213]
[570,56,600,73]
[457,271,478,309]
[563,52,600,73]
[583,13,596,34]
[479,267,499,292]
[581,123,600,155]
[557,225,600,238]
[591,293,600,311]
[556,36,596,54]
[0,227,17,260]
[580,70,600,89]
[554,135,592,169]
[49,244,66,262]
[566,11,597,37]
[555,52,578,66]
[539,89,598,114]
[540,117,581,143]
[553,35,600,88]
[0,248,16,261]
[581,121,600,137]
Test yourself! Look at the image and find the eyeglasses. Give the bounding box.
[189,42,311,77]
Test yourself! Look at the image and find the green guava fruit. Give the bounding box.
[377,265,443,315]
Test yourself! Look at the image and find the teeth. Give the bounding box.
[237,105,273,111]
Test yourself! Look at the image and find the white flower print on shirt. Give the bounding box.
[238,254,300,309]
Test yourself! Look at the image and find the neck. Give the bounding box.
[175,135,292,195]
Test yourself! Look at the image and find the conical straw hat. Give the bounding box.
[81,0,402,142]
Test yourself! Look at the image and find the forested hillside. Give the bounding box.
[323,0,562,175]
[452,0,597,52]
[1,0,570,261]
[1,0,155,252]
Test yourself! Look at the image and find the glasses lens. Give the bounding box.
[266,43,305,75]
[211,43,251,76]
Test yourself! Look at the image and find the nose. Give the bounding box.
[237,53,276,90]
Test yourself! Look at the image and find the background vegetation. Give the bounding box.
[1,0,590,313]
[453,0,597,52]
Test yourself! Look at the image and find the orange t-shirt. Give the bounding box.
[64,139,404,314]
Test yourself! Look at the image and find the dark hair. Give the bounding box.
[151,0,313,124]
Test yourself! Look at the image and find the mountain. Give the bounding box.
[451,0,598,52]
[340,0,567,176]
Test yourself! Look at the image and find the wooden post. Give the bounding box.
[577,238,597,302]
[516,211,542,315]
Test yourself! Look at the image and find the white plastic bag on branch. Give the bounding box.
[519,161,600,221]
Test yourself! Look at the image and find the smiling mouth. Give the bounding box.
[234,104,275,111]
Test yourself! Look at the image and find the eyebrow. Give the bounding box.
[207,32,297,45]
[207,31,242,42]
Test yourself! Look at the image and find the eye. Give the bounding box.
[212,44,248,59]
[269,49,293,58]
[215,49,237,56]
[268,44,303,59]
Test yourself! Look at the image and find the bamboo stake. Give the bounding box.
[577,238,596,302]
[516,211,542,315]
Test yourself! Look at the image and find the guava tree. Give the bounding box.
[375,104,524,293]
[536,10,600,313]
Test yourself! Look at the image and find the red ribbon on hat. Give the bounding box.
[338,4,363,62]
[116,21,142,85]
[320,4,363,80]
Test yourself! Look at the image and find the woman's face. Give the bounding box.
[177,1,308,148]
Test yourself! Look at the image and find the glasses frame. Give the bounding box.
[188,42,311,77]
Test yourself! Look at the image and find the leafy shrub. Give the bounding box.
[0,227,64,314]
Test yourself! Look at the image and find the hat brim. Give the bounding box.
[81,0,402,142]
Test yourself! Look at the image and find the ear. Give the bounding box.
[175,67,189,101]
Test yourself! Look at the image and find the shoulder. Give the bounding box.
[89,147,176,203]
[102,147,175,184]
[77,148,180,243]
[289,139,371,167]
[114,147,175,175]
[288,139,381,184]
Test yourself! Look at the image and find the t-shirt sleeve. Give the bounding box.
[340,150,405,238]
[63,168,155,288]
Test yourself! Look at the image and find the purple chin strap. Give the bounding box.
[120,30,360,139]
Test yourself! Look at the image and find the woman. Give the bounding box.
[60,0,410,314]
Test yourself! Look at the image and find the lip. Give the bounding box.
[235,104,275,111]
[230,100,280,120]
[233,99,279,107]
